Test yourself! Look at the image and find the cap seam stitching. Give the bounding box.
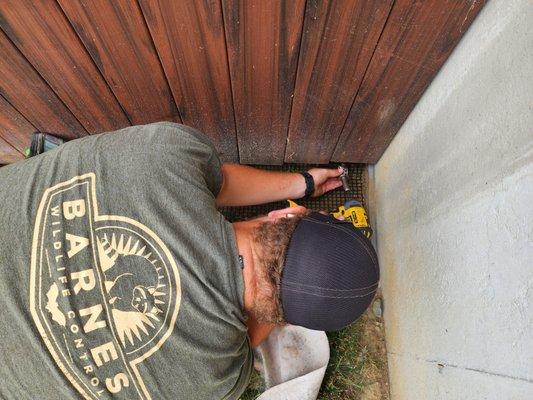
[283,287,377,299]
[283,280,378,292]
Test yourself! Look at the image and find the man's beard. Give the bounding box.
[250,266,284,324]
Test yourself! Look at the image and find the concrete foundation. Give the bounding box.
[372,0,533,398]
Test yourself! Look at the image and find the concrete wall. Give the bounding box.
[372,0,533,399]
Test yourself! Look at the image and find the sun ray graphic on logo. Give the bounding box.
[97,232,167,348]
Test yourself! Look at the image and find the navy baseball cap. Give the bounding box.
[281,212,379,331]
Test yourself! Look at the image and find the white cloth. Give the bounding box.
[255,325,330,400]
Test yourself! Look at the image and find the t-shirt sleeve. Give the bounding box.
[150,122,224,198]
[201,142,224,198]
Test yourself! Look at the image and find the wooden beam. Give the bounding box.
[332,0,486,163]
[58,0,181,125]
[0,0,130,133]
[223,0,306,164]
[139,0,238,161]
[284,0,394,164]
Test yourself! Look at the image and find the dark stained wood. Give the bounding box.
[332,0,486,163]
[222,0,306,165]
[0,0,129,133]
[0,95,35,152]
[0,0,487,165]
[285,0,394,164]
[57,0,181,125]
[0,136,23,164]
[139,0,238,161]
[0,30,85,139]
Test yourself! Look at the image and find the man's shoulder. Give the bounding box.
[85,122,218,167]
[119,122,216,150]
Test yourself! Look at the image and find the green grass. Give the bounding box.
[240,311,388,400]
[239,368,264,400]
[319,321,368,399]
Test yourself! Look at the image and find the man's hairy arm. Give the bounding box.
[215,164,342,207]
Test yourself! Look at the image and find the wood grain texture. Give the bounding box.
[57,0,181,125]
[223,0,306,165]
[332,0,487,163]
[0,135,23,164]
[0,0,129,133]
[0,0,487,164]
[0,95,35,152]
[285,0,394,164]
[139,0,238,161]
[0,30,85,139]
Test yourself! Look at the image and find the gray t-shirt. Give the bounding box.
[0,122,252,399]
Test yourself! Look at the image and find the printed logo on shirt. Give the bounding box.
[30,173,181,400]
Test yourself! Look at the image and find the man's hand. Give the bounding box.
[308,167,344,197]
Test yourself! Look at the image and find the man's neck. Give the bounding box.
[231,220,258,316]
[232,219,278,347]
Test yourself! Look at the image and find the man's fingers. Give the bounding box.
[309,168,342,183]
[330,167,344,177]
[268,206,307,219]
[319,168,343,178]
[323,179,343,192]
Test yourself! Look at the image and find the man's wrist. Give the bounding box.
[300,171,315,198]
[291,172,307,199]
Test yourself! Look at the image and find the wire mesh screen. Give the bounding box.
[219,164,366,222]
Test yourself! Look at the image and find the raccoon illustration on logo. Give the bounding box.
[96,231,168,352]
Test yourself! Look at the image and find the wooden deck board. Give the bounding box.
[0,95,35,152]
[58,0,181,125]
[332,0,486,163]
[0,30,86,138]
[0,0,486,165]
[0,0,129,133]
[285,0,394,164]
[223,0,306,164]
[139,0,238,162]
[0,135,23,164]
